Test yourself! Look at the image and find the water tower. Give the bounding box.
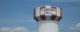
[33,6,62,32]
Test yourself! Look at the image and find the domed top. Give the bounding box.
[34,6,62,21]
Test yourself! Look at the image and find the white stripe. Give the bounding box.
[56,7,61,16]
[36,7,40,16]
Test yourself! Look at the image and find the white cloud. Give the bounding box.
[76,23,80,28]
[0,27,29,32]
[69,23,80,30]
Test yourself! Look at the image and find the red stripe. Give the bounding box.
[40,15,46,20]
[34,8,38,21]
[51,6,56,9]
[51,15,56,20]
[60,8,62,16]
[34,8,36,17]
[40,6,45,20]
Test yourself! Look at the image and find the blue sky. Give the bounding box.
[0,0,80,32]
